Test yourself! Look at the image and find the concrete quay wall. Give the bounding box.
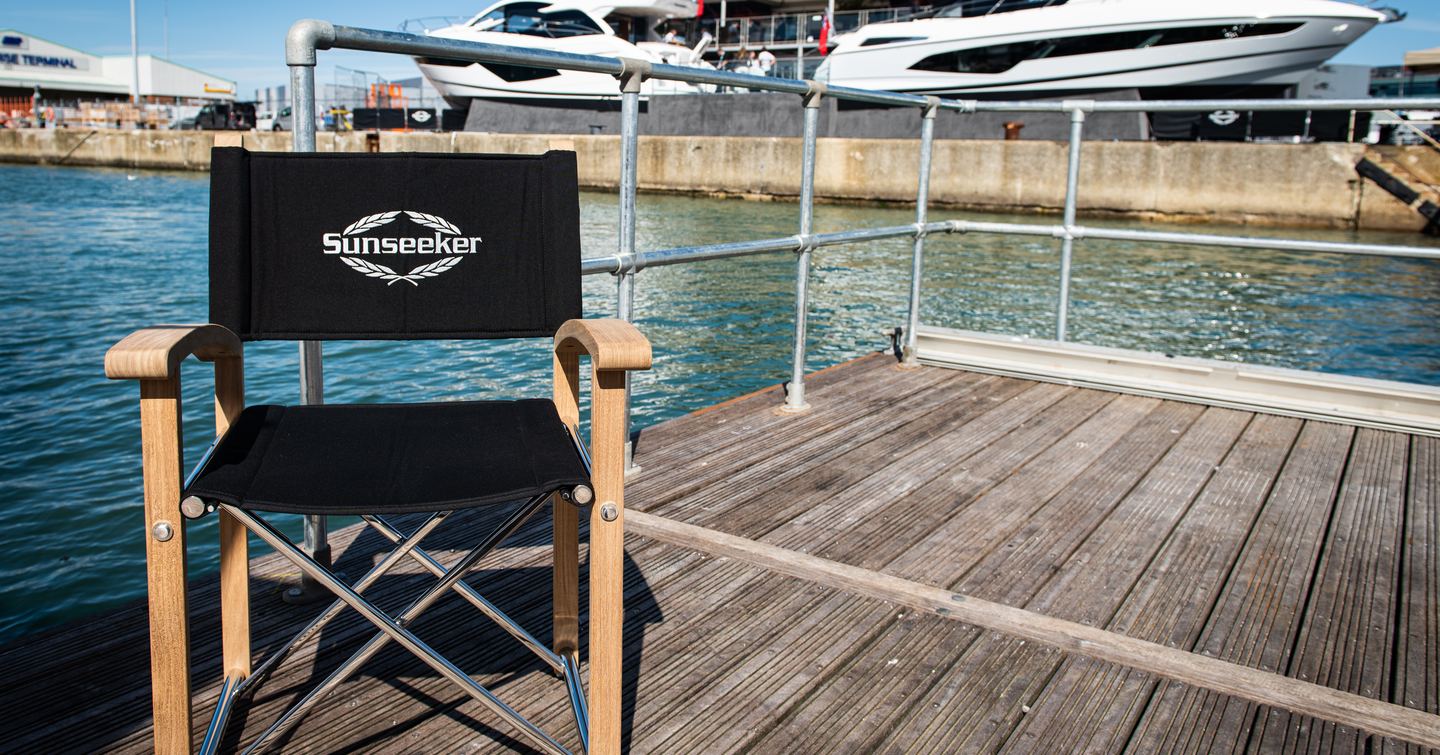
[0,128,1426,231]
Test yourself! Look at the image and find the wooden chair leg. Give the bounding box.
[215,355,249,681]
[553,500,580,660]
[588,369,628,755]
[139,378,192,754]
[553,348,582,662]
[219,512,249,679]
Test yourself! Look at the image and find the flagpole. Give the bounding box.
[819,0,835,57]
[130,0,140,107]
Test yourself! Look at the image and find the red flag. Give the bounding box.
[818,10,832,54]
[696,0,703,18]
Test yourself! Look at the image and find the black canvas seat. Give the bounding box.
[184,400,590,516]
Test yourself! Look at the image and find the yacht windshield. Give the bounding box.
[471,3,606,37]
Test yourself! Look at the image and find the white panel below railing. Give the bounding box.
[916,325,1440,436]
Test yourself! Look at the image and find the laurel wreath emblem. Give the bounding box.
[337,210,469,286]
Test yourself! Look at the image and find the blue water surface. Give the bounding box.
[1,162,1437,639]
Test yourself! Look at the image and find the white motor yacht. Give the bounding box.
[814,0,1403,98]
[412,0,715,102]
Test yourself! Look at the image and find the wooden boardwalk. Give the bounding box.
[4,353,1436,753]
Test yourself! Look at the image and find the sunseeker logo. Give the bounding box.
[322,210,481,286]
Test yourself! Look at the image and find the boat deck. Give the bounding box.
[4,353,1436,753]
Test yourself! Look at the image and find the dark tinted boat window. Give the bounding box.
[861,36,929,47]
[910,22,1304,74]
[472,3,605,37]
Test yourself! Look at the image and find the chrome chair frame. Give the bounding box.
[178,425,599,754]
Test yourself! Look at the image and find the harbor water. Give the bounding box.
[2,161,1437,640]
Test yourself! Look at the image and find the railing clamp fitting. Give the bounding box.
[802,82,827,109]
[617,58,651,93]
[613,251,643,276]
[948,220,967,234]
[795,233,818,254]
[285,19,336,66]
[1052,225,1082,241]
[921,96,940,120]
[912,222,930,239]
[1061,100,1093,120]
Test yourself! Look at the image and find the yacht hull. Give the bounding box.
[415,18,711,101]
[819,1,1389,98]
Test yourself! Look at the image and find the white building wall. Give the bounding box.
[3,29,232,100]
[0,29,126,94]
[145,56,235,100]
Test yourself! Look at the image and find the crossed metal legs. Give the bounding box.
[204,493,588,755]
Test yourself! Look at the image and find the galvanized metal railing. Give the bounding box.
[285,20,1440,541]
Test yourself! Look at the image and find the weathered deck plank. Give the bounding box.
[1000,414,1302,752]
[1124,421,1355,754]
[744,396,1181,752]
[882,408,1254,753]
[1385,435,1439,755]
[3,353,1435,754]
[1250,428,1410,753]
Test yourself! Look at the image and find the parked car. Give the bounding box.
[256,106,293,132]
[188,101,257,130]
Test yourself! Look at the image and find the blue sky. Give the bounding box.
[9,1,1440,97]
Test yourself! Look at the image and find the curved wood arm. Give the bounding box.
[105,324,242,381]
[554,318,652,372]
[553,317,645,755]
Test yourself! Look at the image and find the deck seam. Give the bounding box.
[1385,437,1414,711]
[1271,425,1357,697]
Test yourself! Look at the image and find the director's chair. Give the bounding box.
[104,146,649,754]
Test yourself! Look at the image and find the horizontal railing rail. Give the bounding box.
[283,19,1440,560]
[312,23,1440,113]
[947,220,1440,260]
[586,220,1440,279]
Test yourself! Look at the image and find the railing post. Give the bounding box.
[1056,104,1086,342]
[784,82,823,413]
[285,53,332,603]
[616,59,647,470]
[902,97,939,366]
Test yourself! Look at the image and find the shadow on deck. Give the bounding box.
[3,353,1436,753]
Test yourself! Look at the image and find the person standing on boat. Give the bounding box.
[758,48,776,76]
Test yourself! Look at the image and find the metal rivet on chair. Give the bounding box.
[571,484,594,506]
[152,521,175,542]
[180,496,207,520]
[599,503,618,522]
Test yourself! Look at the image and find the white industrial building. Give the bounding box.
[0,29,235,102]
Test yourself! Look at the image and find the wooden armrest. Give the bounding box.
[105,324,242,381]
[555,318,652,372]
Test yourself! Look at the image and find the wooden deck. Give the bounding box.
[4,353,1437,753]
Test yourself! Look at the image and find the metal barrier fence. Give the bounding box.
[284,19,1440,560]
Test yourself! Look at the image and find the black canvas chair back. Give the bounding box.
[209,147,582,341]
[106,145,649,755]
